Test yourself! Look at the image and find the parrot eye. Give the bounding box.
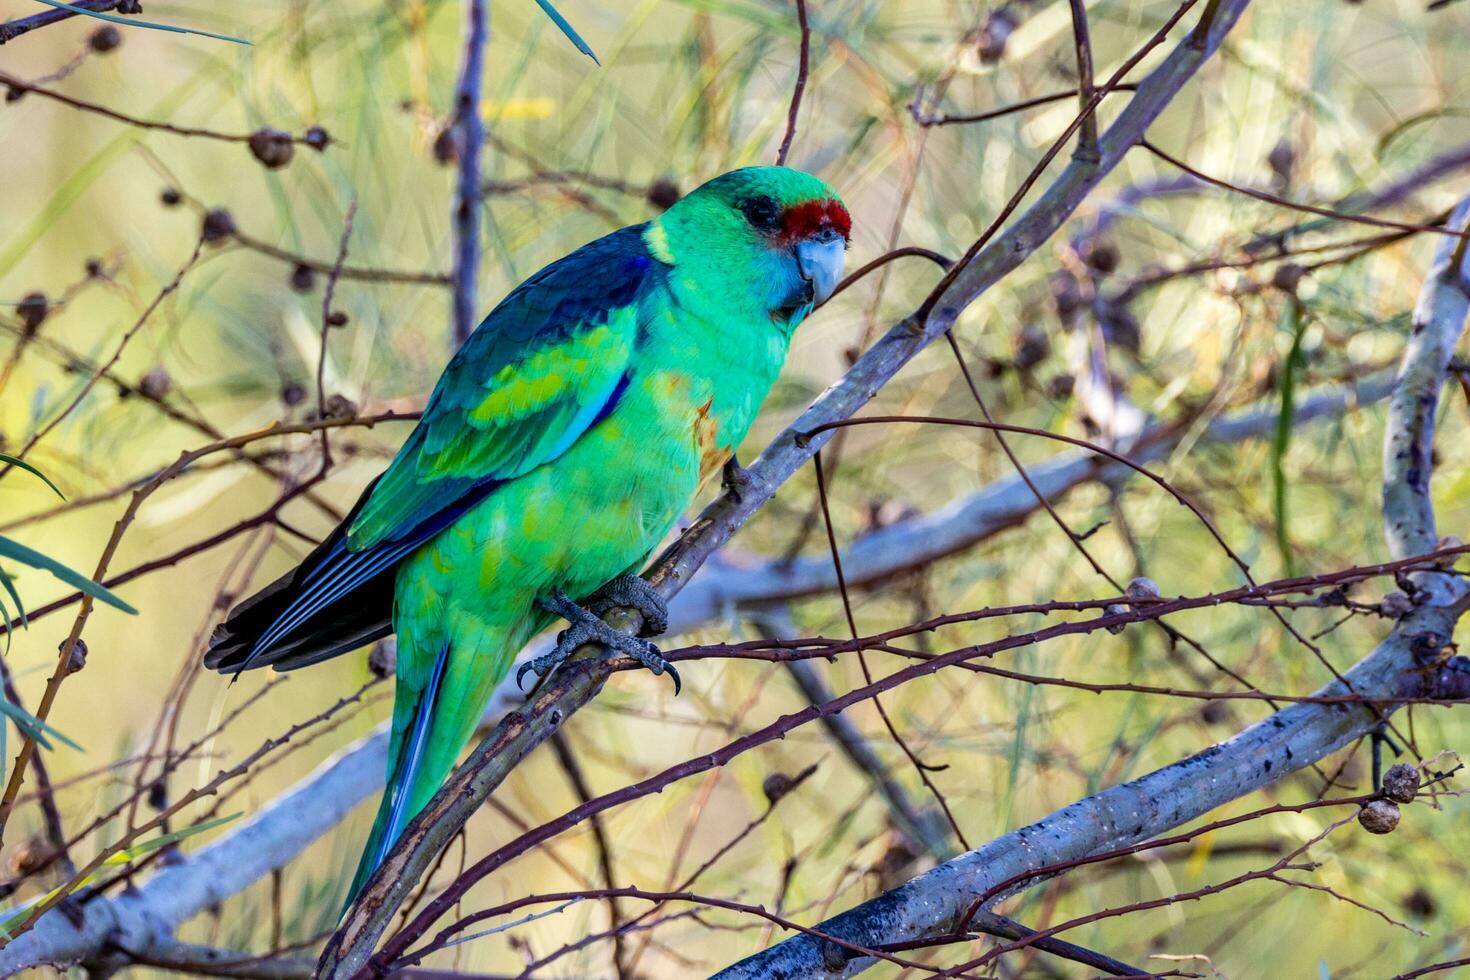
[739,195,782,234]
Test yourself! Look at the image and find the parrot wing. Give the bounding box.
[347,227,659,551]
[206,224,665,673]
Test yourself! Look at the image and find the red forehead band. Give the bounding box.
[779,199,852,243]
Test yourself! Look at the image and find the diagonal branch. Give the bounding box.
[449,0,488,347]
[0,0,127,45]
[1066,0,1099,161]
[1384,200,1470,558]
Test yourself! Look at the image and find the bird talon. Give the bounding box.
[516,650,561,690]
[584,574,669,637]
[616,635,681,695]
[533,587,682,694]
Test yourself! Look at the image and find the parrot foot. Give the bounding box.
[586,574,668,637]
[722,455,756,502]
[520,589,680,694]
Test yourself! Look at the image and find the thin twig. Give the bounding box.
[1142,139,1470,241]
[0,71,316,145]
[0,0,124,43]
[775,0,810,166]
[317,200,358,463]
[1066,0,1099,161]
[912,84,1139,127]
[546,732,629,980]
[228,229,449,287]
[449,0,488,347]
[1,238,204,479]
[811,450,969,847]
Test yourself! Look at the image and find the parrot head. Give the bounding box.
[651,166,850,326]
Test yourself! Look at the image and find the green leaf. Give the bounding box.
[0,536,136,615]
[1272,301,1306,577]
[0,691,81,752]
[0,455,64,500]
[101,811,242,865]
[0,567,25,636]
[27,0,250,45]
[0,812,240,936]
[532,0,600,64]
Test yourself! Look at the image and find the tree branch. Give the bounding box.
[0,729,385,973]
[449,0,488,347]
[0,0,126,45]
[1384,200,1470,558]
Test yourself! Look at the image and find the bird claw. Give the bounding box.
[521,587,680,694]
[585,574,668,637]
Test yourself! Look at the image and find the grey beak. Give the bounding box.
[795,234,846,306]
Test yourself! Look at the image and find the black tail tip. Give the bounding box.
[203,622,252,676]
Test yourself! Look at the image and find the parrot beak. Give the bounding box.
[795,232,846,306]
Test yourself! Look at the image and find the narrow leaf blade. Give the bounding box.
[101,811,243,866]
[532,0,600,64]
[0,536,137,615]
[0,455,64,500]
[0,568,26,634]
[0,693,86,752]
[27,0,250,45]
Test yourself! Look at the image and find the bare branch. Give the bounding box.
[0,0,127,45]
[0,71,322,148]
[449,0,488,347]
[775,0,810,166]
[1384,199,1470,558]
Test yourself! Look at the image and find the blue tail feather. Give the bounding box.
[248,541,408,664]
[342,642,450,909]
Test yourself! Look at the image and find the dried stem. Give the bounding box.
[775,0,810,166]
[449,0,488,347]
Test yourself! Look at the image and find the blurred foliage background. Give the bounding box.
[2,0,1469,975]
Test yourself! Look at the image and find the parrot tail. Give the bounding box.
[205,477,401,676]
[205,475,501,677]
[343,641,451,909]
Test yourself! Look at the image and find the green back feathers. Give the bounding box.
[347,167,844,555]
[346,228,660,552]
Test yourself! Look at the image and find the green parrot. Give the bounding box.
[205,166,850,902]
